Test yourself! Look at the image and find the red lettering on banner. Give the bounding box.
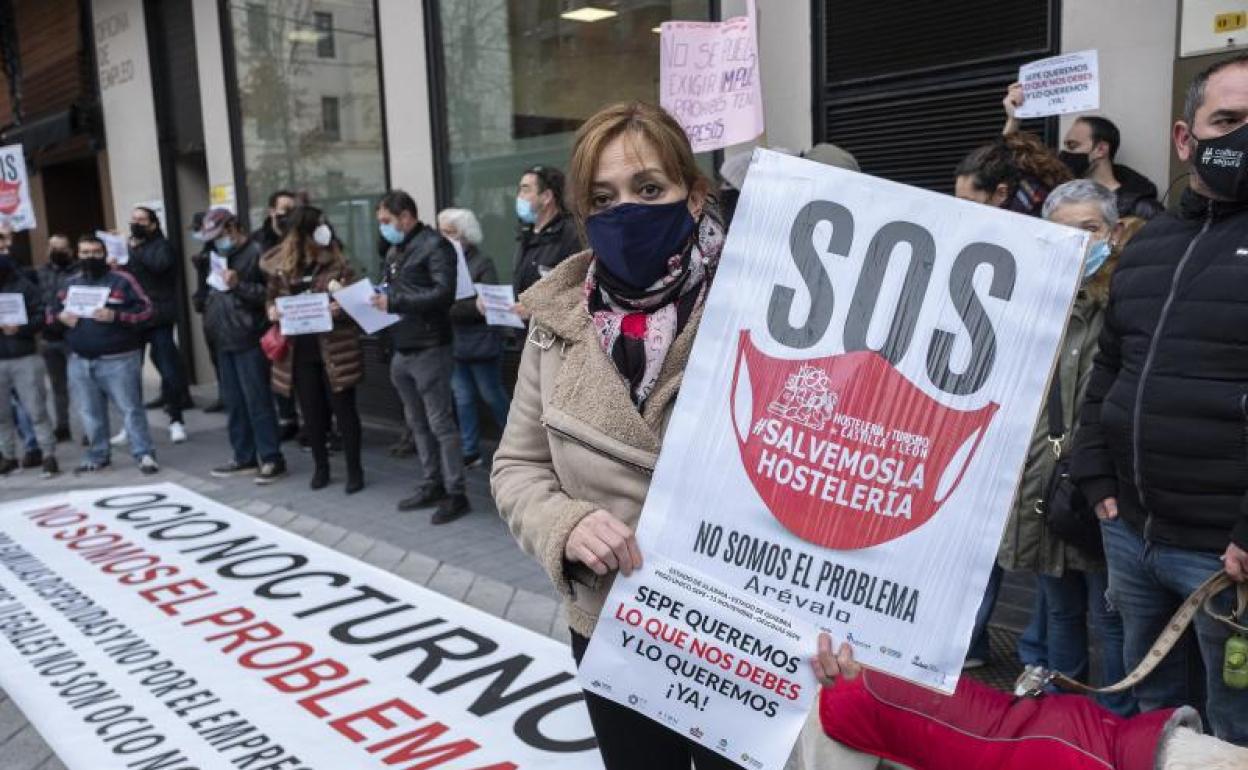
[330,697,425,741]
[138,578,218,616]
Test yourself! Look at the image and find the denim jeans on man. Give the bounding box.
[390,346,465,495]
[451,359,510,457]
[218,346,282,466]
[69,351,154,463]
[1101,516,1247,743]
[2,355,54,458]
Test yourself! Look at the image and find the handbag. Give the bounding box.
[260,323,289,363]
[1040,370,1105,559]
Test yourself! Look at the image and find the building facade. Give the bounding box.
[0,0,1234,422]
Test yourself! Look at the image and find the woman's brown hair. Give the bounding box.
[567,101,709,228]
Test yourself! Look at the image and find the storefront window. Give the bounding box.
[227,0,387,276]
[435,0,712,278]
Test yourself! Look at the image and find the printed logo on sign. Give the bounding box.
[733,332,998,549]
[879,645,902,659]
[690,727,704,739]
[0,179,20,215]
[845,631,872,650]
[911,655,949,685]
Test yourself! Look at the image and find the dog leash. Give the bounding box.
[1048,570,1246,695]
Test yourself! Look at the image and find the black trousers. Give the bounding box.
[291,354,361,476]
[571,631,739,770]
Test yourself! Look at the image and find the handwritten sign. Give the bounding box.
[1015,50,1100,119]
[0,144,36,231]
[276,293,333,336]
[0,293,28,326]
[659,0,763,152]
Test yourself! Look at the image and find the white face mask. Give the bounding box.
[312,223,333,247]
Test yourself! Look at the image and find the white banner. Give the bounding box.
[0,144,36,231]
[580,150,1085,766]
[0,485,600,770]
[1015,50,1100,119]
[659,0,763,152]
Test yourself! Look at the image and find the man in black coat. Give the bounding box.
[1071,55,1248,745]
[36,233,77,440]
[125,205,191,442]
[511,165,581,317]
[372,190,469,524]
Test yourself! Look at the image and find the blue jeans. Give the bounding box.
[450,359,510,456]
[1037,570,1135,715]
[967,562,1003,662]
[69,351,154,463]
[143,324,188,421]
[218,346,282,465]
[1016,589,1048,667]
[11,393,38,453]
[1101,517,1247,743]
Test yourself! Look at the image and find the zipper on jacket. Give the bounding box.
[1131,209,1213,541]
[540,417,655,477]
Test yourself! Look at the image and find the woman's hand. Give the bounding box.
[565,510,643,576]
[267,305,280,322]
[811,633,860,686]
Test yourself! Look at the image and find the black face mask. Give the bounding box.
[81,258,108,279]
[50,249,73,267]
[1193,122,1248,201]
[1059,150,1091,178]
[130,222,150,240]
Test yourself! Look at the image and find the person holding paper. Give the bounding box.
[51,234,159,476]
[491,102,738,770]
[1002,85,1164,220]
[197,208,288,485]
[126,205,191,443]
[438,208,509,469]
[372,190,470,523]
[511,164,582,317]
[0,241,58,477]
[265,206,364,494]
[36,234,77,441]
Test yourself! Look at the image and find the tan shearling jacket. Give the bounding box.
[491,251,702,637]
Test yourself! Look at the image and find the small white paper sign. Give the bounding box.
[332,278,400,335]
[1015,49,1100,118]
[474,283,525,329]
[451,239,475,300]
[206,254,229,292]
[63,286,110,317]
[0,293,28,326]
[276,293,333,335]
[96,231,129,265]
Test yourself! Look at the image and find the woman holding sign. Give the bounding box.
[265,206,365,493]
[492,102,850,769]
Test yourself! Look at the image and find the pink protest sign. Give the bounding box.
[659,2,764,153]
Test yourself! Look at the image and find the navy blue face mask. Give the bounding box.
[586,200,697,291]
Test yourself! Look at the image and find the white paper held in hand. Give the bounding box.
[63,285,110,317]
[1014,49,1099,119]
[474,284,525,329]
[96,231,130,265]
[207,254,230,292]
[276,293,333,335]
[0,293,28,326]
[451,239,476,300]
[331,278,400,335]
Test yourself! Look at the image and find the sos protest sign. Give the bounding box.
[0,484,600,770]
[580,150,1086,768]
[0,144,36,231]
[659,0,763,152]
[1015,50,1100,118]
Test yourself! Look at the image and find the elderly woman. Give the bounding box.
[438,207,509,467]
[491,101,845,769]
[997,179,1134,713]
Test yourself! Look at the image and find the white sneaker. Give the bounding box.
[138,454,160,475]
[169,422,188,444]
[110,428,128,446]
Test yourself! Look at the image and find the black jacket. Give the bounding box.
[511,212,582,297]
[126,234,179,328]
[251,221,283,255]
[382,223,456,351]
[35,261,75,342]
[51,269,153,359]
[1071,189,1248,553]
[449,245,503,362]
[190,243,213,315]
[203,239,269,353]
[0,269,44,359]
[1113,164,1165,221]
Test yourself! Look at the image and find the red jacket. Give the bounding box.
[820,671,1199,770]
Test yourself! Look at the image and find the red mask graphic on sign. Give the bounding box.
[731,332,998,550]
[0,180,20,215]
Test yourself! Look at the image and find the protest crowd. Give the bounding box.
[3,24,1248,770]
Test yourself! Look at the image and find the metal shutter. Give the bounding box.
[814,1,1060,194]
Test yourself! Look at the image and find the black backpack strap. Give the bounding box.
[1045,369,1064,454]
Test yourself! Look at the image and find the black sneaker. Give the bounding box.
[397,483,446,511]
[74,460,110,475]
[211,460,259,478]
[41,456,59,478]
[21,449,42,468]
[431,494,470,525]
[462,453,483,469]
[254,460,288,485]
[0,457,18,475]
